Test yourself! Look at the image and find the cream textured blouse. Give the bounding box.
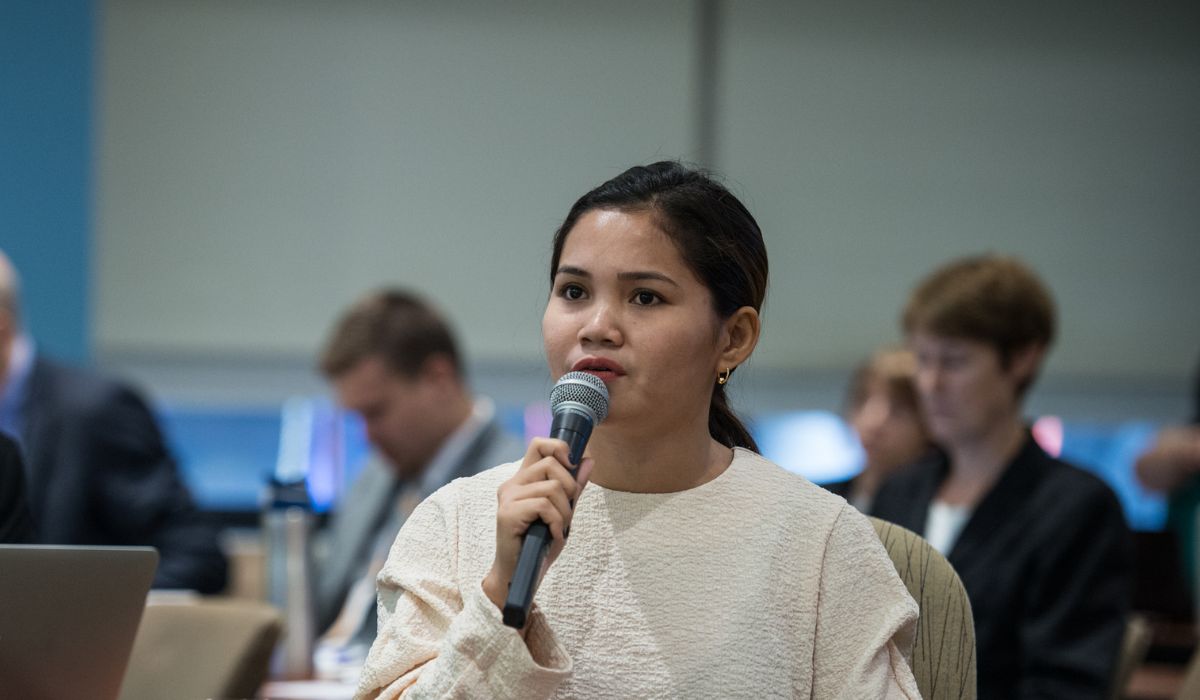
[355,448,921,699]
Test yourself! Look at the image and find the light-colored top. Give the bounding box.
[924,500,972,556]
[355,448,921,699]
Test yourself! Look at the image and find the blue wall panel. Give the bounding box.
[0,0,93,362]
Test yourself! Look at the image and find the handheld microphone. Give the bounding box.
[502,371,609,629]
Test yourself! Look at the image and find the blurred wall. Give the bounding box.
[96,0,700,365]
[719,2,1200,378]
[91,1,1199,417]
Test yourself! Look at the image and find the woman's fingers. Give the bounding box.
[521,437,572,473]
[499,459,578,506]
[508,440,582,501]
[498,481,572,536]
[485,437,590,615]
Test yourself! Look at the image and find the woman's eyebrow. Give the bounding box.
[617,271,678,287]
[554,265,589,278]
[554,266,679,287]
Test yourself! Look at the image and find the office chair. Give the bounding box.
[118,598,282,700]
[1108,614,1153,700]
[870,517,977,700]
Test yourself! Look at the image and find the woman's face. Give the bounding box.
[543,209,728,434]
[849,378,929,476]
[909,332,1025,448]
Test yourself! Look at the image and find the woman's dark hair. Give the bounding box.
[902,254,1055,397]
[550,161,768,450]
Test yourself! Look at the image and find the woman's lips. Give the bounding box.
[571,357,626,380]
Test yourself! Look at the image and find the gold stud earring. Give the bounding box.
[717,367,732,385]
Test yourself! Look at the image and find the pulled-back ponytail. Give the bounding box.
[709,383,758,451]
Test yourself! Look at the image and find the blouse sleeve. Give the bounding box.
[353,483,572,700]
[811,505,922,699]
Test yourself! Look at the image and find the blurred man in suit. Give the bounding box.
[314,289,523,666]
[0,432,34,542]
[0,249,227,591]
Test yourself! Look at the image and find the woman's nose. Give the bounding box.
[855,397,888,435]
[579,302,623,346]
[917,364,942,395]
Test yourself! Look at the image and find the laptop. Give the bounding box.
[0,545,158,700]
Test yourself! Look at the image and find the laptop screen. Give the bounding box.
[0,545,158,700]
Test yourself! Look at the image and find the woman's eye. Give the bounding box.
[560,283,586,300]
[632,290,660,306]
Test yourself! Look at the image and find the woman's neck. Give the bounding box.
[938,416,1027,507]
[585,418,733,494]
[854,466,887,500]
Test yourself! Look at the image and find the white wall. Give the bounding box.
[718,1,1200,378]
[97,0,698,365]
[96,1,1200,412]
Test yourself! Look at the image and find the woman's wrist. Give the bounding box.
[481,567,508,611]
[482,567,533,638]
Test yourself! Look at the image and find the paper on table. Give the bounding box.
[258,679,358,700]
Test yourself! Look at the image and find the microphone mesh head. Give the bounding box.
[550,371,610,423]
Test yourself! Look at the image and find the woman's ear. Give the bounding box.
[718,306,761,371]
[1008,343,1046,387]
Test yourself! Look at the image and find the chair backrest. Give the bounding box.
[869,517,977,700]
[1177,646,1200,700]
[1109,614,1153,700]
[117,598,283,700]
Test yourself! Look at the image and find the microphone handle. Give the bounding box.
[502,415,592,629]
[502,520,550,628]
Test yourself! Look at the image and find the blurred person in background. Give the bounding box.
[313,289,524,672]
[1135,355,1200,588]
[824,346,933,513]
[0,248,227,591]
[872,254,1133,700]
[0,432,34,542]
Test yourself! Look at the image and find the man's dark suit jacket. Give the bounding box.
[872,433,1133,700]
[19,357,227,593]
[0,432,34,542]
